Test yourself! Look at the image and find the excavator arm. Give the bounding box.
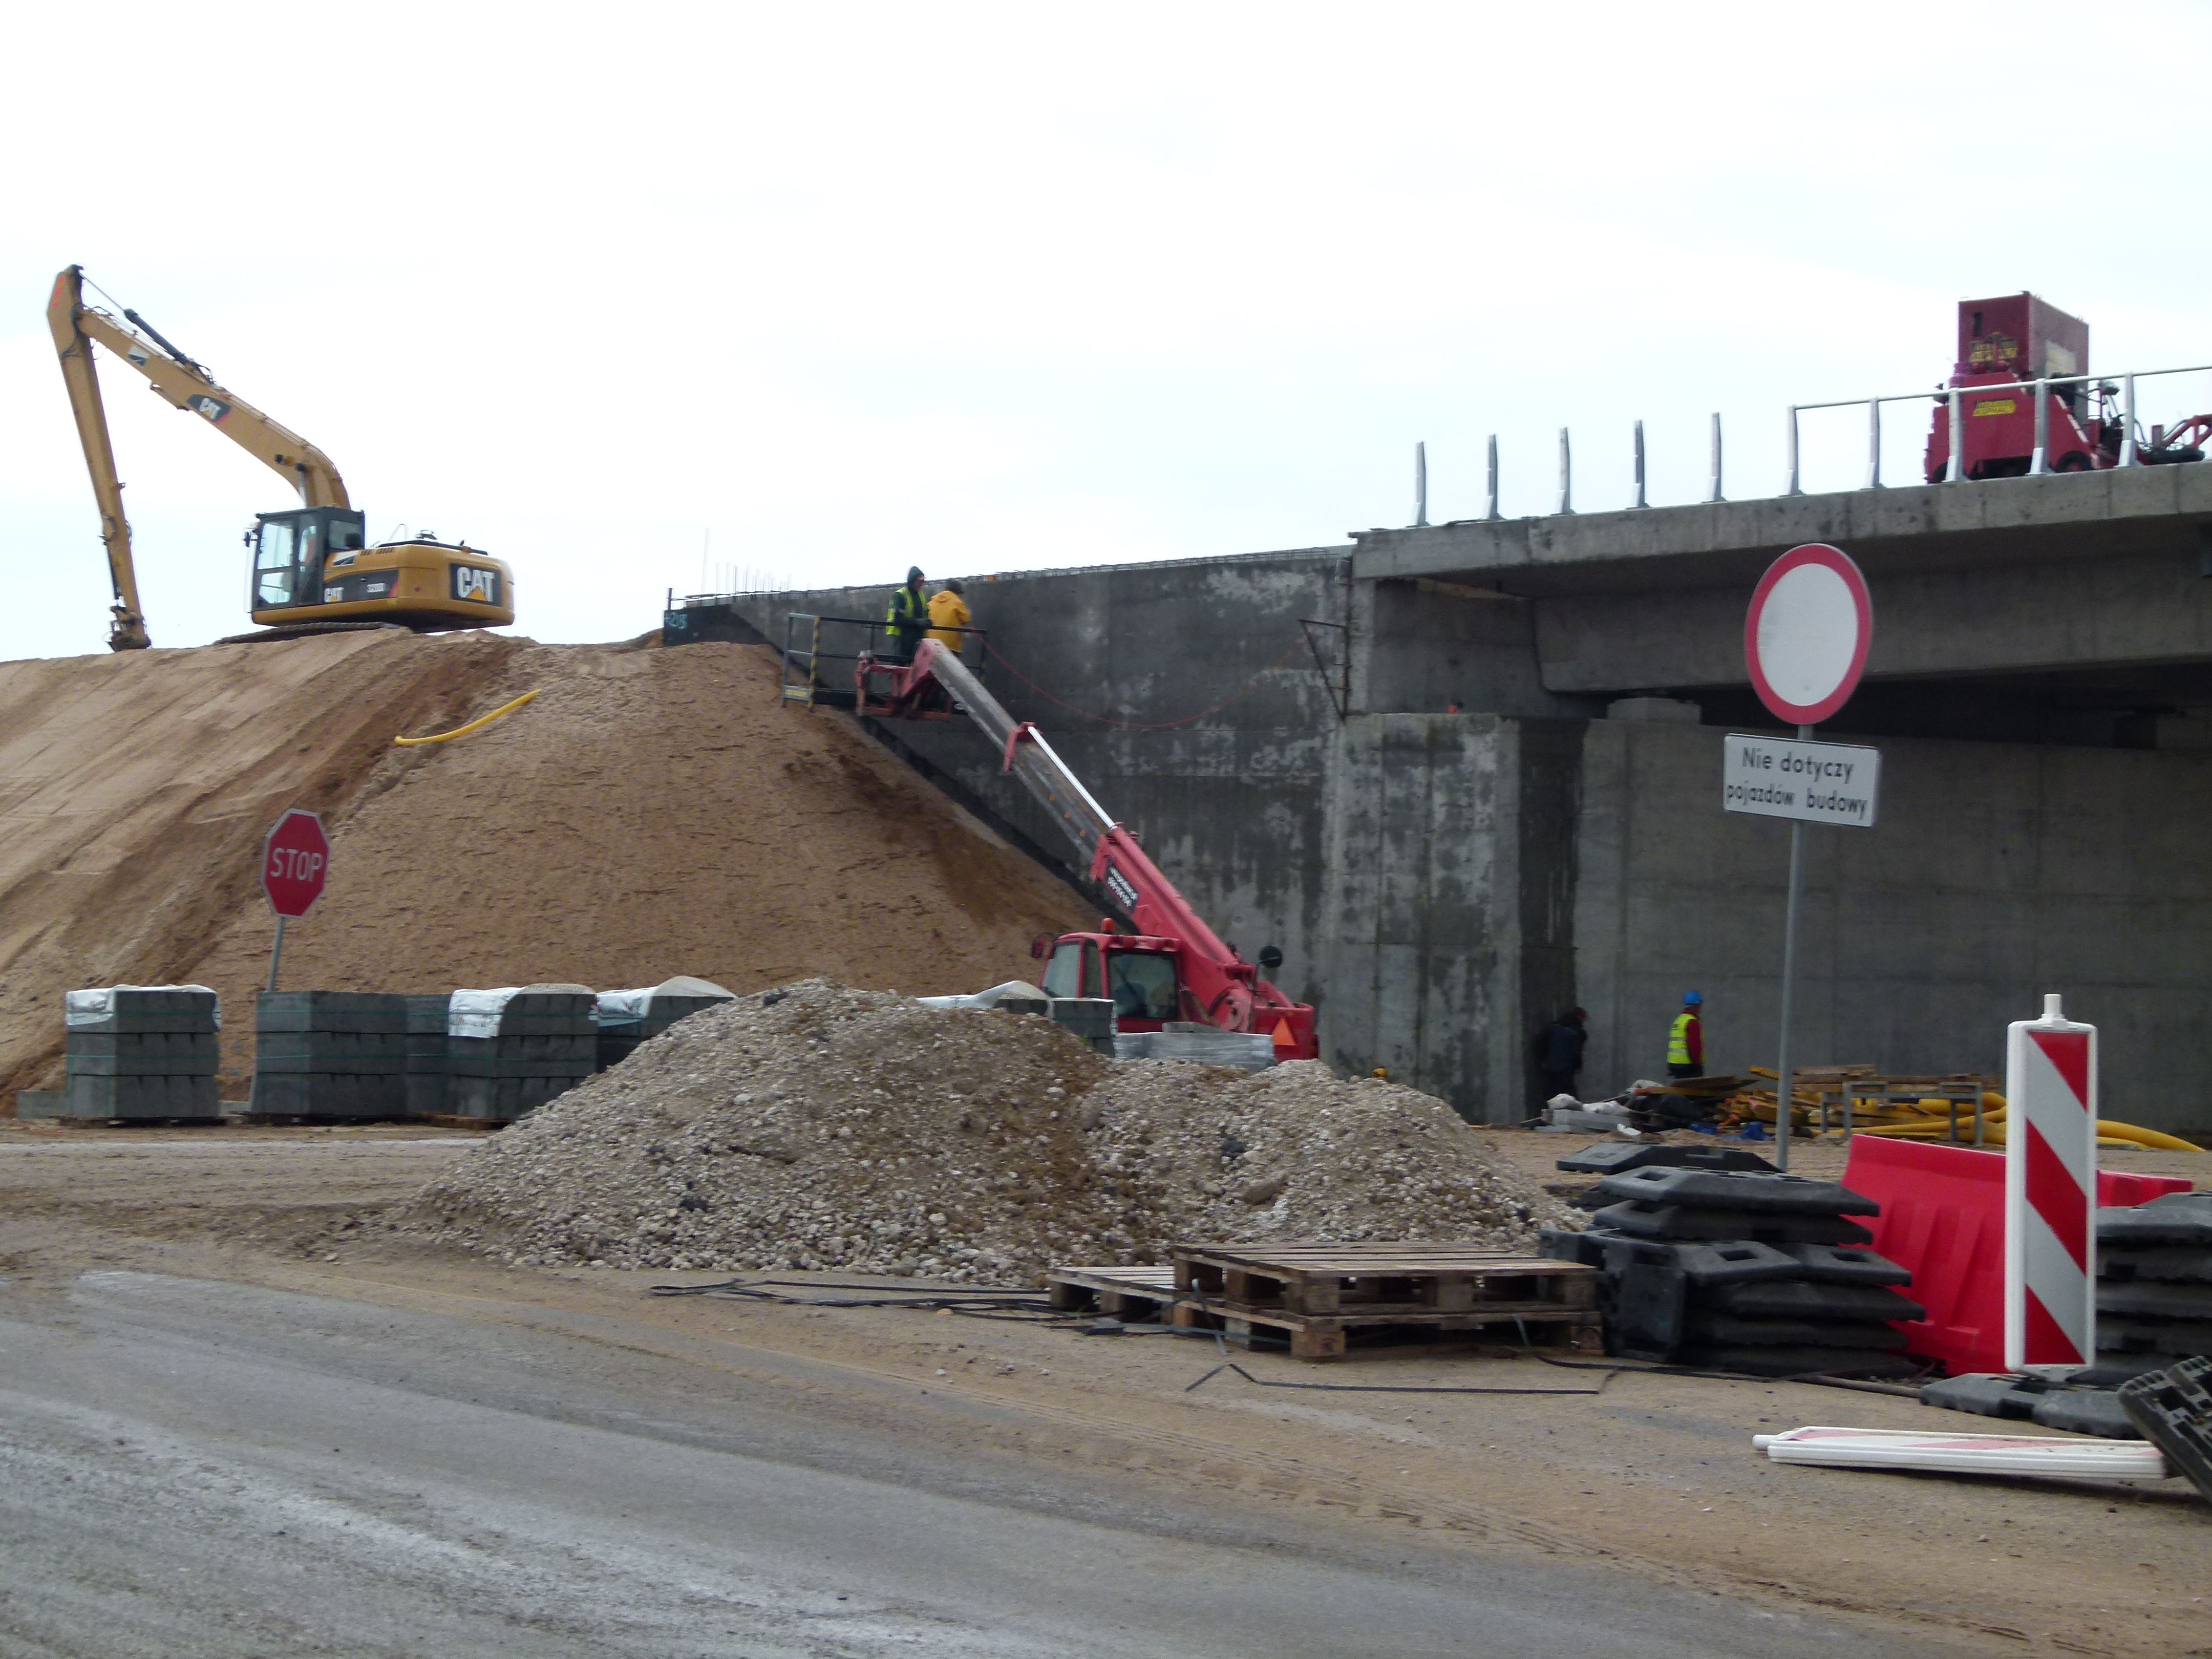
[47,266,351,649]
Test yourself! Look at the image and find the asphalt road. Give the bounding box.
[0,1271,1938,1658]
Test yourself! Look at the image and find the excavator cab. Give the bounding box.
[244,509,514,632]
[250,507,365,611]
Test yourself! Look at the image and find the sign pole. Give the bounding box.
[1772,723,1813,1171]
[266,914,288,994]
[1737,545,1877,1166]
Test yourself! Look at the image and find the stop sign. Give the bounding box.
[262,809,330,918]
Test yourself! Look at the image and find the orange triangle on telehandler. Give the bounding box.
[1270,1019,1296,1050]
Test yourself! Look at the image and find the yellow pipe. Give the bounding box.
[394,689,538,747]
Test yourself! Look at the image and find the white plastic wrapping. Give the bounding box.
[447,989,522,1039]
[916,980,1051,1012]
[594,975,736,1024]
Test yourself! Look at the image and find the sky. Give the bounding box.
[6,1,2211,659]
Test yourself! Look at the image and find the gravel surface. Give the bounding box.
[394,981,1572,1282]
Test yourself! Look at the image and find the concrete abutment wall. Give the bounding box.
[705,485,2212,1134]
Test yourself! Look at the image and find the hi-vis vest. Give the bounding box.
[1668,1012,1697,1066]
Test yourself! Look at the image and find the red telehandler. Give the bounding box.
[855,637,1319,1060]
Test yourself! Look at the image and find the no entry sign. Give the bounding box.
[262,809,330,919]
[1745,544,1873,726]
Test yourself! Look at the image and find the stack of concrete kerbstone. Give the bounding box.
[403,995,453,1119]
[1542,1164,1921,1377]
[1111,1019,1272,1068]
[447,986,598,1122]
[251,992,407,1119]
[57,986,222,1122]
[593,976,736,1071]
[2095,1191,2212,1377]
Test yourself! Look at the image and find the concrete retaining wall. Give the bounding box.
[687,540,2212,1136]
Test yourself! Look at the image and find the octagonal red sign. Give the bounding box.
[262,809,330,919]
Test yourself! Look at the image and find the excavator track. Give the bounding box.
[212,620,413,646]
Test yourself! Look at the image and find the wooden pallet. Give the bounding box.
[1171,1298,1603,1360]
[1175,1243,1597,1316]
[414,1114,507,1132]
[1172,1243,1601,1360]
[1046,1265,1179,1320]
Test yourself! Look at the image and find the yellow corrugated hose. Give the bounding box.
[394,689,539,747]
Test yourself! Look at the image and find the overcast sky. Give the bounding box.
[6,2,2210,659]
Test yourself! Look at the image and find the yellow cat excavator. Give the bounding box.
[48,265,515,650]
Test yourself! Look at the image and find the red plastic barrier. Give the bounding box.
[1842,1136,2192,1377]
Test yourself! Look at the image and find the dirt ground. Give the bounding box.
[1,635,1089,1099]
[3,1117,2204,1657]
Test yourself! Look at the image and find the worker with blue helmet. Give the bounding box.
[1668,991,1705,1079]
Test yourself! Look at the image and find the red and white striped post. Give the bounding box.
[2004,994,2098,1375]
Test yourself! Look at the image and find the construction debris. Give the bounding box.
[393,979,1571,1283]
[1754,1424,2170,1481]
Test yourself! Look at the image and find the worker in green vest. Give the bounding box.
[884,566,928,663]
[1667,991,1705,1080]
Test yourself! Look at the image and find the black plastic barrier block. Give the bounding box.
[2101,1245,2212,1284]
[1592,1166,1880,1216]
[1921,1372,2046,1421]
[1589,1201,1875,1246]
[2098,1192,2212,1248]
[2098,1317,2212,1357]
[1777,1243,1914,1286]
[1555,1142,1778,1177]
[2098,1282,2212,1321]
[1706,1279,1925,1323]
[2031,1389,2140,1440]
[2119,1356,2212,1503]
[1683,1313,1908,1350]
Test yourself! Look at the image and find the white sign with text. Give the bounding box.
[1722,734,1880,828]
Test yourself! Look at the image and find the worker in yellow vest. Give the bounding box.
[1667,991,1705,1080]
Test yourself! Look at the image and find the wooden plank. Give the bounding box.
[1047,1266,1179,1320]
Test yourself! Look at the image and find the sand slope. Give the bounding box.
[2,636,1089,1100]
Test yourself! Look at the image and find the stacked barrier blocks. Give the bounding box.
[65,988,220,1120]
[404,995,452,1119]
[2097,1192,2212,1378]
[253,992,408,1119]
[1542,1166,1921,1378]
[450,991,597,1122]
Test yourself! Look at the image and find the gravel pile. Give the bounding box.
[392,980,1572,1283]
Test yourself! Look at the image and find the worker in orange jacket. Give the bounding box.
[926,579,971,655]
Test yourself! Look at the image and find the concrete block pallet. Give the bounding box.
[56,987,223,1123]
[243,992,409,1123]
[448,989,597,1123]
